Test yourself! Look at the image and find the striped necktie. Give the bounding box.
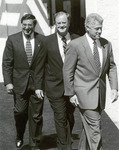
[26,38,32,65]
[93,40,101,74]
[62,36,67,54]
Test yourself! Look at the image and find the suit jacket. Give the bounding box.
[2,32,46,94]
[44,33,79,98]
[63,34,118,109]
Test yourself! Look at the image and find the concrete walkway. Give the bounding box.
[0,83,119,150]
[105,79,119,129]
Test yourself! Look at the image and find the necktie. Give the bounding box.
[93,40,101,74]
[26,38,32,65]
[62,36,67,54]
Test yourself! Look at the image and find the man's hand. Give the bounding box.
[6,83,14,94]
[70,95,79,107]
[35,89,44,100]
[111,89,118,103]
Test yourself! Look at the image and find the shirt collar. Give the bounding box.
[86,33,94,44]
[22,32,34,40]
[57,32,70,41]
[86,33,101,46]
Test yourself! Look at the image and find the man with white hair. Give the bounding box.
[63,13,118,150]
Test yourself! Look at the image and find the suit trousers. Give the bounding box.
[66,97,75,133]
[48,96,72,150]
[78,107,102,150]
[13,76,44,147]
[29,95,44,147]
[13,91,30,140]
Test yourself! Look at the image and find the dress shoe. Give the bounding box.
[16,139,23,149]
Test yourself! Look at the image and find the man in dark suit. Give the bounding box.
[35,11,79,150]
[63,13,118,150]
[2,14,46,150]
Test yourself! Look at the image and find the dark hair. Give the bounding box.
[21,14,37,26]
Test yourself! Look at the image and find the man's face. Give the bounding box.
[21,19,35,37]
[55,14,69,37]
[87,20,102,40]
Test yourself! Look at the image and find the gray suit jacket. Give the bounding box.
[63,34,118,109]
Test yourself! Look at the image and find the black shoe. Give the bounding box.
[16,139,23,149]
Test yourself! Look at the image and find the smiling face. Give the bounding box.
[21,19,35,38]
[55,14,70,37]
[86,20,103,40]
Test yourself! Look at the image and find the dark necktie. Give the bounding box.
[62,36,67,54]
[93,40,101,74]
[26,38,32,65]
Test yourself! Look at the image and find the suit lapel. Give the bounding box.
[16,32,29,65]
[16,32,42,67]
[99,38,108,74]
[31,33,41,64]
[83,35,98,74]
[53,33,64,66]
[83,35,108,75]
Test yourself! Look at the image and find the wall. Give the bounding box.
[86,0,119,66]
[86,0,119,128]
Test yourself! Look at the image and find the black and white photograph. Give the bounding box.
[0,0,119,150]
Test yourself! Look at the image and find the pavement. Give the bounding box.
[105,79,119,130]
[0,83,119,150]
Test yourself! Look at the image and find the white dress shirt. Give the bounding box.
[86,33,103,67]
[22,32,35,56]
[57,32,71,62]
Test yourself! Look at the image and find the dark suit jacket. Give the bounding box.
[44,33,79,98]
[63,34,118,109]
[2,32,46,94]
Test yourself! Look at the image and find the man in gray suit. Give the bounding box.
[63,13,118,150]
[2,14,46,150]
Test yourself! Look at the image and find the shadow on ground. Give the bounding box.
[0,83,119,150]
